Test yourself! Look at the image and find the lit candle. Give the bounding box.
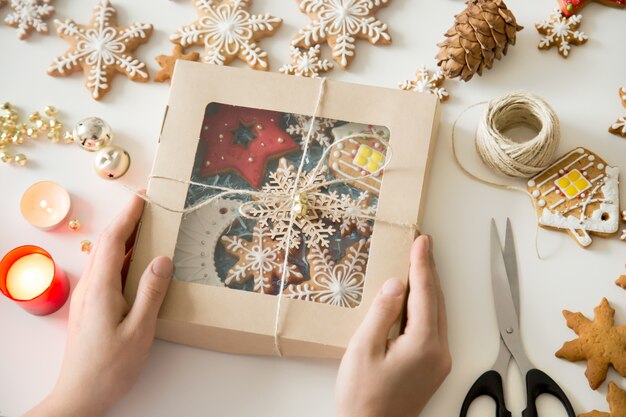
[0,246,69,315]
[20,181,71,230]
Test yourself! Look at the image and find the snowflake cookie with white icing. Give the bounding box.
[292,0,392,69]
[220,223,304,294]
[279,45,334,78]
[284,239,369,308]
[527,148,620,248]
[286,113,337,149]
[399,65,449,102]
[5,0,55,40]
[536,9,588,58]
[609,88,626,138]
[170,0,282,71]
[47,0,153,100]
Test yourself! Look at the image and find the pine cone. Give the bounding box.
[436,0,523,82]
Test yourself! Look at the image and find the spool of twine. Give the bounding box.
[475,91,560,178]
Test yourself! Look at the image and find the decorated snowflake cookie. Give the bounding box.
[47,0,153,100]
[170,0,282,70]
[527,148,620,248]
[536,9,588,58]
[609,88,626,138]
[339,192,376,237]
[5,0,55,40]
[292,0,392,69]
[284,239,369,308]
[245,158,377,249]
[220,224,303,294]
[399,65,449,102]
[286,113,337,149]
[173,200,240,287]
[154,45,200,84]
[279,45,334,78]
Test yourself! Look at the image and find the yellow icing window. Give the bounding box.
[353,144,385,173]
[554,169,591,199]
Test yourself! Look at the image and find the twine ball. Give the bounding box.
[475,91,560,178]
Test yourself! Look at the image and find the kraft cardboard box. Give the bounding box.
[124,62,439,358]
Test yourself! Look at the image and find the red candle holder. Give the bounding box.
[0,246,70,316]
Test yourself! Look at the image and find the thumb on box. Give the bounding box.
[127,256,173,330]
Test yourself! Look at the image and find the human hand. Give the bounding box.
[25,195,173,417]
[336,235,451,417]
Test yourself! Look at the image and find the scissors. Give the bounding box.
[460,219,576,417]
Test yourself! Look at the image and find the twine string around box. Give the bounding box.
[127,77,421,356]
[451,91,561,259]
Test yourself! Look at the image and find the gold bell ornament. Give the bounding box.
[94,145,130,179]
[72,117,113,151]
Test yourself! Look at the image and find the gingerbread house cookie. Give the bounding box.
[527,148,620,248]
[329,123,389,196]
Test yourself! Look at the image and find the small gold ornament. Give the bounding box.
[73,117,113,151]
[0,150,12,163]
[80,240,92,254]
[291,192,309,217]
[13,153,27,166]
[93,145,130,179]
[68,219,81,231]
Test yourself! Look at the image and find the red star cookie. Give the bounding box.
[200,105,299,188]
[558,0,624,16]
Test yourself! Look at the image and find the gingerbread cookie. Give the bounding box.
[616,273,626,290]
[220,223,303,294]
[155,45,200,83]
[580,381,626,417]
[5,0,54,40]
[170,0,282,71]
[399,65,449,102]
[48,0,153,100]
[173,199,240,287]
[536,9,588,58]
[558,0,624,17]
[200,105,299,188]
[329,123,389,196]
[555,298,626,390]
[292,0,392,69]
[279,45,334,78]
[338,192,376,237]
[283,239,369,308]
[609,88,626,138]
[527,148,620,248]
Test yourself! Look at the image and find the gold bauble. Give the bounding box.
[13,153,27,166]
[93,145,130,179]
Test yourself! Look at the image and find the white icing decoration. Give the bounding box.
[597,163,605,170]
[588,155,595,161]
[532,190,540,198]
[538,199,546,207]
[279,44,333,78]
[293,0,391,68]
[286,114,337,149]
[528,180,536,187]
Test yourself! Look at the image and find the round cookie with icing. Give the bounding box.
[173,199,241,287]
[527,147,620,248]
[329,123,389,196]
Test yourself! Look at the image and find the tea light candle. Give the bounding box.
[0,246,70,315]
[20,181,71,229]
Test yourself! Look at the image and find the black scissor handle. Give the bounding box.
[460,370,512,417]
[522,369,576,417]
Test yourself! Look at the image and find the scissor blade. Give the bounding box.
[491,220,533,375]
[504,218,520,318]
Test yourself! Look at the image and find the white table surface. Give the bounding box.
[1,0,625,416]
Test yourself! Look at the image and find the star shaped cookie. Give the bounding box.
[536,9,588,58]
[580,382,626,417]
[5,0,55,40]
[199,105,299,188]
[279,45,334,78]
[292,0,392,69]
[170,0,282,70]
[399,65,449,102]
[555,298,626,390]
[154,45,200,83]
[220,224,303,294]
[47,0,153,100]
